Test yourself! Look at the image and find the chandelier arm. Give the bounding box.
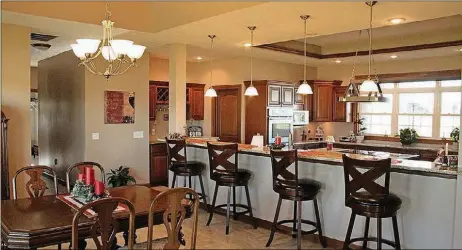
[85,21,110,61]
[350,30,362,83]
[88,60,105,75]
[82,62,103,76]
[111,63,135,76]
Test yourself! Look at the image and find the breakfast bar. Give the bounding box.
[178,139,457,249]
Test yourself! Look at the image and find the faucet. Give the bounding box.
[288,131,293,149]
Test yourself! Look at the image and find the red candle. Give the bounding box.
[94,180,105,196]
[85,167,95,185]
[77,173,85,181]
[275,135,282,145]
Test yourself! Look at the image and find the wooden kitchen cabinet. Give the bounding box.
[333,86,348,122]
[294,88,305,104]
[150,143,168,186]
[313,83,333,122]
[281,86,295,106]
[189,87,205,120]
[268,85,282,106]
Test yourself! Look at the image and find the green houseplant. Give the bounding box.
[450,127,459,142]
[399,128,418,145]
[107,166,136,187]
[354,118,367,143]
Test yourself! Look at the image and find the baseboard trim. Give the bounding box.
[199,203,346,249]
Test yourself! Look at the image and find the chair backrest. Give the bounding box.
[12,165,58,199]
[71,197,135,250]
[66,162,106,192]
[147,187,199,250]
[207,142,239,178]
[342,154,391,202]
[166,138,188,167]
[270,149,299,195]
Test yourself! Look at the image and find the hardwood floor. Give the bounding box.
[40,210,331,249]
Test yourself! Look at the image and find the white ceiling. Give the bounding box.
[2,2,462,67]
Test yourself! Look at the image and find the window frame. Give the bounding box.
[359,79,461,139]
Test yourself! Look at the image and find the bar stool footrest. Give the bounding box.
[212,204,251,216]
[275,219,319,235]
[347,237,396,248]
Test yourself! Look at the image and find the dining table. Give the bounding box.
[1,185,190,250]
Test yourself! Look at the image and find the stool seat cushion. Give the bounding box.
[169,161,205,175]
[275,178,322,200]
[211,169,251,185]
[346,191,402,216]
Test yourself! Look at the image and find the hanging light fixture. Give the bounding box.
[340,1,386,103]
[204,35,218,97]
[244,26,259,96]
[297,15,313,95]
[70,1,146,79]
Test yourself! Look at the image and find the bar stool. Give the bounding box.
[205,142,258,234]
[342,155,402,250]
[266,149,326,250]
[166,138,208,207]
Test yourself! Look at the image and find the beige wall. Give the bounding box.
[149,56,315,142]
[38,51,86,179]
[85,56,150,184]
[1,24,31,198]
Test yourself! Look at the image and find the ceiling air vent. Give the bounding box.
[31,32,57,42]
[31,43,51,51]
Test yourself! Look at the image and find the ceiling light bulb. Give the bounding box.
[196,56,202,60]
[76,39,100,54]
[297,81,313,94]
[205,87,218,97]
[359,79,379,92]
[127,45,146,60]
[244,43,252,47]
[110,40,134,55]
[244,85,259,96]
[102,46,119,61]
[389,18,406,24]
[71,44,86,58]
[334,59,342,63]
[390,55,398,59]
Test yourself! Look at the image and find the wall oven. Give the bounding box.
[267,108,293,144]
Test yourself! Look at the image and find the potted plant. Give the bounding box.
[451,127,459,148]
[355,118,367,143]
[399,128,418,145]
[107,166,136,187]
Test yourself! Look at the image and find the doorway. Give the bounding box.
[211,85,242,143]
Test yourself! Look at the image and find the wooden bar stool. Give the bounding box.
[342,155,402,250]
[206,142,257,235]
[266,149,326,250]
[166,138,208,208]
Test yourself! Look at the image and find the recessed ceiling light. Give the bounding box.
[388,18,406,25]
[390,55,398,59]
[244,43,252,47]
[334,59,342,63]
[196,56,202,60]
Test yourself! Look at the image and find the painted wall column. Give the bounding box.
[452,61,462,248]
[168,44,187,134]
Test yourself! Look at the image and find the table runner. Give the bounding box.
[57,195,127,218]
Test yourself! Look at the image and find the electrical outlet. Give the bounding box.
[133,131,144,139]
[92,133,99,140]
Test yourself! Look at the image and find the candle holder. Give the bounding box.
[71,180,110,203]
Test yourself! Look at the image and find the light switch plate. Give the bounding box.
[92,133,99,140]
[133,131,144,139]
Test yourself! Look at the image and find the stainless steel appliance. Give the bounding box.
[268,108,293,144]
[293,110,309,126]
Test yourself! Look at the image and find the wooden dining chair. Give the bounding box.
[12,165,58,199]
[133,188,199,250]
[66,162,106,192]
[71,197,136,250]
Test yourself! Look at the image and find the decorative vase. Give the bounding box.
[355,135,364,143]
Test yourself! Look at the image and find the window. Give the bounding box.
[359,79,461,139]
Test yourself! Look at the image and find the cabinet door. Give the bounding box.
[281,86,295,106]
[294,88,305,104]
[156,86,169,104]
[314,84,333,122]
[190,87,204,120]
[150,155,167,186]
[268,85,282,106]
[149,85,157,121]
[333,86,348,122]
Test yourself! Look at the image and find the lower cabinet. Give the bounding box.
[150,143,168,186]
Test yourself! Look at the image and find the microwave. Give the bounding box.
[293,110,309,125]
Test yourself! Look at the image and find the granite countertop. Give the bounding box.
[184,138,457,179]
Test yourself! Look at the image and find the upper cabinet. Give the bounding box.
[281,86,295,106]
[333,86,348,122]
[267,85,282,106]
[267,84,295,107]
[309,80,347,122]
[149,81,205,121]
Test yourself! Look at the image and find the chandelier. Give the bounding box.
[70,2,146,79]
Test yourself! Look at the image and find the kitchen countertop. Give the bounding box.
[184,138,457,179]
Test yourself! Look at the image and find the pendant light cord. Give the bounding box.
[367,0,373,80]
[250,28,254,85]
[105,0,112,20]
[303,17,307,82]
[208,35,216,88]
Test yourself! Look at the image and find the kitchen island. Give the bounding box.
[176,139,457,249]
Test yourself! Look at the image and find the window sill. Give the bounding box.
[364,135,455,145]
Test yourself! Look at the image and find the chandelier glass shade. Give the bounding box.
[205,87,218,97]
[244,26,259,96]
[70,5,146,79]
[359,79,379,92]
[297,15,313,95]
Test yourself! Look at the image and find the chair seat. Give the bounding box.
[211,169,251,185]
[346,191,402,217]
[169,161,205,175]
[275,178,322,200]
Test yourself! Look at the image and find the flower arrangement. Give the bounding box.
[71,167,109,203]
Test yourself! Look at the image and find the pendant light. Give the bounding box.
[297,15,313,95]
[359,1,379,92]
[244,26,259,96]
[339,1,386,103]
[204,35,218,97]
